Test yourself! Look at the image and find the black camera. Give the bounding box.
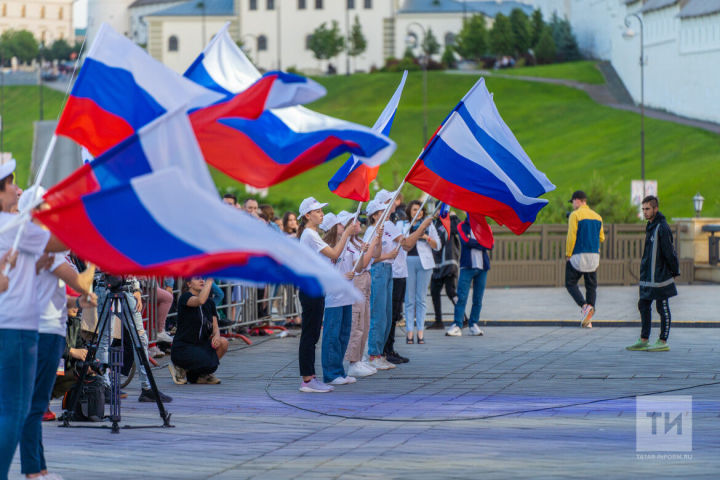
[76,358,107,376]
[94,272,136,293]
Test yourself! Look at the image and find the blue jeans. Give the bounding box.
[454,268,488,327]
[405,256,433,333]
[20,333,65,475]
[321,305,352,383]
[96,287,151,390]
[368,263,393,356]
[0,329,38,480]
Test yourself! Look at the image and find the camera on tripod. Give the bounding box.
[94,272,136,293]
[75,358,107,376]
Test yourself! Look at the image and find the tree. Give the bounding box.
[48,38,72,61]
[441,45,456,69]
[509,8,531,56]
[347,15,367,69]
[0,29,39,64]
[550,13,580,62]
[422,27,440,59]
[489,14,515,56]
[454,14,487,61]
[530,9,545,47]
[307,21,345,66]
[534,26,556,64]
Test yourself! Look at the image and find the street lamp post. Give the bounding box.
[345,1,350,76]
[624,13,645,198]
[406,22,428,145]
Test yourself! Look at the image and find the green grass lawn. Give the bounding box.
[495,60,606,85]
[3,68,718,221]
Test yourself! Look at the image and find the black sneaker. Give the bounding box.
[391,351,410,363]
[427,321,445,330]
[139,388,173,403]
[385,353,404,364]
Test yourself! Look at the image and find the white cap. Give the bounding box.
[319,212,338,231]
[0,158,16,180]
[336,210,354,227]
[18,185,46,213]
[366,200,385,217]
[299,196,328,217]
[374,189,394,205]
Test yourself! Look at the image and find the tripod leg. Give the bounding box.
[119,294,173,427]
[61,292,113,427]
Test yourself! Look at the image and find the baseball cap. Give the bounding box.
[365,200,385,216]
[0,157,16,180]
[319,212,338,231]
[568,190,587,203]
[299,196,328,216]
[374,189,394,205]
[336,210,355,227]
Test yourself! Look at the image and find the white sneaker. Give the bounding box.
[156,331,174,343]
[329,376,357,385]
[348,362,375,377]
[42,474,65,480]
[148,345,164,358]
[469,325,484,336]
[369,357,391,370]
[378,357,396,369]
[446,325,462,336]
[360,361,378,373]
[299,378,334,393]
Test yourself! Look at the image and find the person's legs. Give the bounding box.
[345,273,370,363]
[404,257,419,335]
[381,264,394,354]
[298,292,324,379]
[321,307,345,383]
[656,298,671,342]
[338,305,353,367]
[0,329,38,480]
[430,275,443,323]
[385,277,405,355]
[125,292,151,391]
[155,287,173,333]
[584,271,598,309]
[565,261,586,307]
[468,270,488,326]
[414,266,433,339]
[368,264,389,357]
[444,272,459,305]
[454,269,473,328]
[638,298,652,340]
[20,334,66,475]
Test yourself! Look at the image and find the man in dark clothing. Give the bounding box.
[428,214,461,329]
[626,196,679,352]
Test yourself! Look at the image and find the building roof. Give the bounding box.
[398,0,533,17]
[640,0,680,14]
[128,0,180,8]
[148,0,234,17]
[678,0,720,18]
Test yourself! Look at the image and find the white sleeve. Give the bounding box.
[20,222,51,255]
[428,224,441,251]
[49,255,68,272]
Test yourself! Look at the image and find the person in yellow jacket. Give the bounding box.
[565,191,605,327]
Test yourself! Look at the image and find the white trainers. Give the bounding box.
[299,378,334,393]
[369,357,391,370]
[378,357,396,369]
[156,331,174,343]
[348,362,376,377]
[469,325,484,336]
[42,474,65,480]
[148,345,164,358]
[360,361,378,373]
[329,376,357,385]
[446,325,462,336]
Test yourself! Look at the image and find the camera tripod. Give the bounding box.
[60,289,173,433]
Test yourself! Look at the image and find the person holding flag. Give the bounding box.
[429,205,462,330]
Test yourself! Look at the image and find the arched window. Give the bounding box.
[444,32,455,46]
[21,4,26,17]
[257,34,267,51]
[305,34,312,50]
[168,35,178,52]
[249,0,257,10]
[58,6,63,19]
[40,5,45,18]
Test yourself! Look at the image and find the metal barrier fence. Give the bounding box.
[140,279,300,344]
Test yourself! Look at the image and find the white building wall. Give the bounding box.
[129,1,184,45]
[0,0,74,44]
[87,0,135,46]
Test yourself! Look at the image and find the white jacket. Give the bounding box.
[410,222,441,270]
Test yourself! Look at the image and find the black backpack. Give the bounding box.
[63,375,105,422]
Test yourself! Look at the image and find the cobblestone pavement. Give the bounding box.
[9,318,720,479]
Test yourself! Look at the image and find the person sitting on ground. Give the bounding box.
[169,277,229,385]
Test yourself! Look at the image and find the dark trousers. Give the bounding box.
[171,341,220,383]
[384,278,406,355]
[565,261,597,308]
[430,273,458,323]
[298,291,325,377]
[639,297,671,341]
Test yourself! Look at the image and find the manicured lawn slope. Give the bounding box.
[496,60,606,85]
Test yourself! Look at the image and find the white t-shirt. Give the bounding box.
[467,228,485,270]
[37,254,71,337]
[324,243,356,308]
[363,220,401,265]
[300,228,329,255]
[347,238,372,274]
[392,220,409,279]
[0,213,51,331]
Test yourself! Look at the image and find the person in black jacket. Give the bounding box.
[626,196,679,352]
[428,214,461,329]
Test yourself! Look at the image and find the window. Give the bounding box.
[58,6,63,19]
[40,5,45,18]
[364,0,371,8]
[266,0,274,10]
[249,0,257,10]
[347,0,354,8]
[444,32,455,46]
[305,34,312,49]
[168,35,178,51]
[315,0,322,9]
[298,0,306,9]
[2,3,7,16]
[257,34,267,51]
[21,4,26,17]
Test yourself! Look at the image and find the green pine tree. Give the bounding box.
[347,15,367,71]
[509,8,532,56]
[534,26,556,64]
[308,21,345,63]
[489,14,515,56]
[454,14,488,61]
[530,9,545,47]
[441,45,456,68]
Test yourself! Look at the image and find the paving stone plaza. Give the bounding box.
[9,286,719,479]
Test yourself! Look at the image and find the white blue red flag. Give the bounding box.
[36,168,359,299]
[328,71,406,201]
[437,201,451,235]
[406,78,555,235]
[184,24,396,188]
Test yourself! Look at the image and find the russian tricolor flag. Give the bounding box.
[36,168,359,299]
[328,71,407,201]
[184,24,396,188]
[406,78,555,235]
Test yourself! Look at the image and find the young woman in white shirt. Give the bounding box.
[296,197,355,393]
